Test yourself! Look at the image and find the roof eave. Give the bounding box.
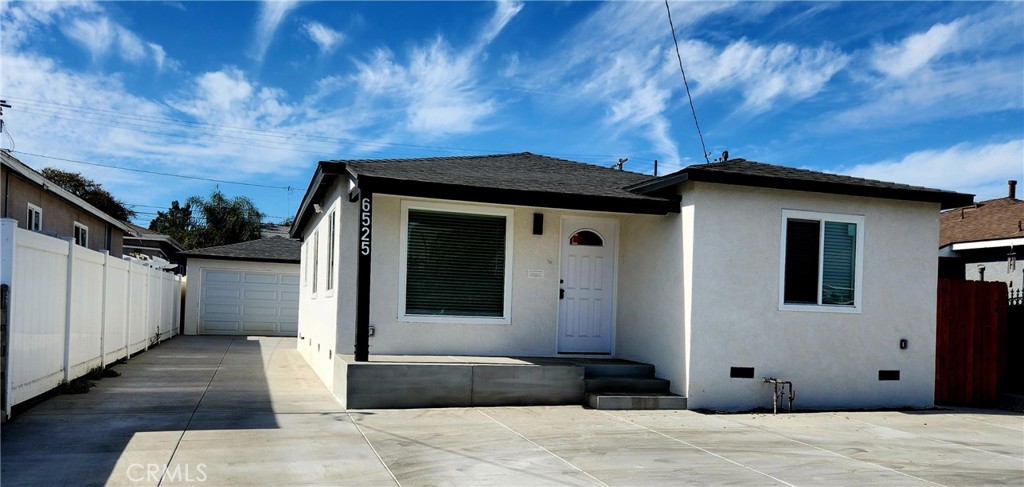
[289,161,348,238]
[182,254,299,264]
[124,234,186,251]
[360,175,680,215]
[633,167,974,209]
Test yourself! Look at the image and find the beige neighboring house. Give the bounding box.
[1,150,132,255]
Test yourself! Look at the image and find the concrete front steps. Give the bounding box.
[582,362,687,410]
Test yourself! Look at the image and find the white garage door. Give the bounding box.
[199,268,299,336]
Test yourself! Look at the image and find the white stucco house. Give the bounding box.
[289,152,972,411]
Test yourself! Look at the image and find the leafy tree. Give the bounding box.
[149,200,199,248]
[149,190,264,249]
[41,168,137,221]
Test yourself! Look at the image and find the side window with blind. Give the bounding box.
[312,230,319,296]
[780,210,863,312]
[401,204,512,322]
[326,211,336,292]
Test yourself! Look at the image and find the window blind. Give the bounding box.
[406,210,506,317]
[822,222,856,305]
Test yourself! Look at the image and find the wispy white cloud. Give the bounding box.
[6,1,174,69]
[870,20,961,79]
[62,17,117,60]
[696,40,848,112]
[833,4,1023,129]
[303,21,344,54]
[251,0,300,61]
[844,140,1024,200]
[476,0,523,51]
[525,1,840,169]
[353,40,495,136]
[350,0,523,138]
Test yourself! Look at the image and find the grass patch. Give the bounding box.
[57,378,96,395]
[83,365,122,381]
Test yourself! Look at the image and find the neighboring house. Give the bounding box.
[260,223,292,238]
[939,180,1023,288]
[123,222,186,271]
[1,150,132,255]
[181,236,301,337]
[290,152,971,411]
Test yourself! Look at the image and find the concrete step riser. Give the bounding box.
[582,363,655,379]
[587,394,688,410]
[584,377,671,394]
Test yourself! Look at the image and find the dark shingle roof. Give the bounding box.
[288,153,680,236]
[940,197,1024,247]
[181,236,300,263]
[338,152,658,201]
[629,158,974,209]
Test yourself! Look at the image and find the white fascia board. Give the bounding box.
[951,238,1024,251]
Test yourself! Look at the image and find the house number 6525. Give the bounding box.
[360,197,371,256]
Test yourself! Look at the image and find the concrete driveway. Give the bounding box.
[2,336,1022,486]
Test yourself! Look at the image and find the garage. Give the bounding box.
[182,236,301,336]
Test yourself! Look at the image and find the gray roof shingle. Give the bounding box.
[630,158,974,209]
[338,152,660,201]
[181,236,300,263]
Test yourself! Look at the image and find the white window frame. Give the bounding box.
[398,199,514,324]
[778,209,864,314]
[311,229,319,297]
[73,222,89,247]
[302,240,309,288]
[26,203,42,232]
[326,210,336,294]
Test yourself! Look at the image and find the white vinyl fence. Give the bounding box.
[0,219,182,417]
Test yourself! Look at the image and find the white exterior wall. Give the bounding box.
[295,182,344,396]
[616,213,686,395]
[685,182,940,411]
[354,194,655,357]
[183,258,300,335]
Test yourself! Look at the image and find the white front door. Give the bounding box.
[558,218,616,353]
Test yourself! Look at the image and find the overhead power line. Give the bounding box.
[10,150,294,191]
[6,96,649,162]
[664,0,710,164]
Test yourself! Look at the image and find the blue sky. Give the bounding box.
[1,1,1022,226]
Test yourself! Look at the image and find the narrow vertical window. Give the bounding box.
[783,219,820,304]
[302,241,309,287]
[73,222,89,247]
[26,203,42,232]
[312,230,319,295]
[327,211,336,291]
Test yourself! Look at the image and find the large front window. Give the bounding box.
[780,210,863,312]
[400,202,513,322]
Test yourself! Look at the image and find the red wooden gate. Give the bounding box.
[935,279,1007,407]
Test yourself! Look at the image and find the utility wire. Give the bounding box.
[664,0,710,164]
[7,96,645,162]
[16,106,337,156]
[10,150,294,191]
